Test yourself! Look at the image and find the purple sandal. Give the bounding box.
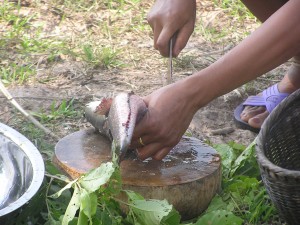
[234,84,289,133]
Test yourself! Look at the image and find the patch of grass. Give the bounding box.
[81,44,124,69]
[127,7,150,33]
[32,99,81,123]
[214,0,255,21]
[0,1,69,84]
[19,121,55,156]
[194,0,258,44]
[50,0,126,12]
[1,63,34,84]
[174,55,197,70]
[195,23,228,43]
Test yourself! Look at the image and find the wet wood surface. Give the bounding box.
[54,128,221,220]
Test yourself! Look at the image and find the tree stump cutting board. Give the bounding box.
[54,128,221,220]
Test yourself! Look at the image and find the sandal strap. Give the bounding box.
[243,84,289,113]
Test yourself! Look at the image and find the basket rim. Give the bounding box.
[256,88,300,178]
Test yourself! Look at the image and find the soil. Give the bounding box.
[0,0,290,149]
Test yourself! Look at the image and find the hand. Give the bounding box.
[131,81,198,160]
[147,0,196,57]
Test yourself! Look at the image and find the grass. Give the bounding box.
[194,0,258,43]
[31,99,81,123]
[0,0,135,84]
[214,0,256,21]
[82,44,124,68]
[1,64,34,84]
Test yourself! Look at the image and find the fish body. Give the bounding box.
[85,92,147,162]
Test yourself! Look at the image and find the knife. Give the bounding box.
[166,37,173,85]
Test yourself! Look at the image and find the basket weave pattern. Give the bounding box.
[256,89,300,225]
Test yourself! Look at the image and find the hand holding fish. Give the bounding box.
[131,81,199,160]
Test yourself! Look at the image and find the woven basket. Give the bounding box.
[256,89,300,225]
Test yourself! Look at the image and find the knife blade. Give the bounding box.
[166,38,173,85]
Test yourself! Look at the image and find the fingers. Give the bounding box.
[156,26,178,57]
[131,110,150,140]
[131,111,174,160]
[130,106,154,148]
[136,143,172,161]
[130,135,151,149]
[152,22,162,51]
[173,21,195,57]
[153,147,172,160]
[153,23,195,57]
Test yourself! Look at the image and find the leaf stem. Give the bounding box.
[45,173,71,183]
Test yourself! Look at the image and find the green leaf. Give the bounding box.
[125,190,145,201]
[214,144,237,178]
[228,141,246,152]
[205,195,229,213]
[79,162,114,193]
[80,189,98,221]
[45,216,62,225]
[49,179,78,199]
[194,210,243,225]
[161,208,181,225]
[230,140,259,177]
[77,210,89,225]
[226,176,259,194]
[46,161,64,175]
[125,191,180,225]
[62,184,81,225]
[99,210,113,225]
[128,199,180,225]
[47,183,72,221]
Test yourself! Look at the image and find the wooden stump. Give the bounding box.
[54,128,221,220]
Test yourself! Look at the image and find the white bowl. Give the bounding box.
[0,123,44,217]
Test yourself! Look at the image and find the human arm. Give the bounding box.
[133,0,300,160]
[147,0,196,57]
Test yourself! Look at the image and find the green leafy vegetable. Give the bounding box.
[194,210,243,225]
[49,179,78,199]
[79,162,114,193]
[126,191,181,225]
[196,140,278,224]
[62,184,81,225]
[214,143,237,178]
[80,190,97,222]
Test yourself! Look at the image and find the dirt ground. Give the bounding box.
[0,0,290,148]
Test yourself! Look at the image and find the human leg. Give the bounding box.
[236,0,300,130]
[240,57,300,129]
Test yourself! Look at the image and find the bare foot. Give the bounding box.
[240,105,269,129]
[240,74,300,129]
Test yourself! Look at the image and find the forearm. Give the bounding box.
[184,0,300,110]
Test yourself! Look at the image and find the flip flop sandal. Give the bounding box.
[234,84,289,133]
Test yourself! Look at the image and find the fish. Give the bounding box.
[85,92,147,162]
